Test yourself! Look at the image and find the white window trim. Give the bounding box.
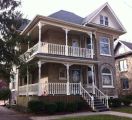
[59,68,67,80]
[119,59,128,72]
[101,69,114,88]
[100,15,109,26]
[100,37,111,56]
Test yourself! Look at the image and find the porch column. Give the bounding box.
[88,32,93,58]
[38,22,42,52]
[26,66,29,96]
[66,63,70,95]
[63,28,70,56]
[91,65,95,94]
[38,60,42,96]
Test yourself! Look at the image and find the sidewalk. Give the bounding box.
[30,111,132,120]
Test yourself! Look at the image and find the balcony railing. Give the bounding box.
[20,42,93,61]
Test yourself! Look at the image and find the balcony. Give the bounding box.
[20,42,93,61]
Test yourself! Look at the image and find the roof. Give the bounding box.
[120,41,132,50]
[49,10,84,25]
[18,19,30,31]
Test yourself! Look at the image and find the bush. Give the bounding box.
[125,95,132,101]
[56,101,65,112]
[0,88,11,101]
[76,101,86,110]
[122,98,131,106]
[45,103,57,114]
[109,98,121,107]
[66,102,78,112]
[28,100,44,113]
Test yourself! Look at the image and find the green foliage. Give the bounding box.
[28,100,45,114]
[0,88,11,100]
[66,102,78,112]
[56,101,66,112]
[125,95,132,101]
[122,98,131,106]
[45,103,57,114]
[76,100,86,110]
[109,98,121,107]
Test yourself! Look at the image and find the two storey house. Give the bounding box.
[115,40,132,96]
[15,2,126,111]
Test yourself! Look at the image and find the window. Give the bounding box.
[121,78,129,90]
[119,60,127,72]
[100,37,111,55]
[59,68,66,80]
[100,15,109,26]
[71,69,80,82]
[102,67,113,87]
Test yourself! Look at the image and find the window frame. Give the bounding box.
[101,67,114,88]
[100,15,109,26]
[121,78,130,90]
[59,68,67,80]
[100,37,111,56]
[119,59,128,72]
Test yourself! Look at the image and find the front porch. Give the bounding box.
[18,61,109,111]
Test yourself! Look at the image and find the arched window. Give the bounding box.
[101,67,113,87]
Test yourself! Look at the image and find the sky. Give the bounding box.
[21,0,132,41]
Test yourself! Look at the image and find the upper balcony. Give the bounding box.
[20,20,95,62]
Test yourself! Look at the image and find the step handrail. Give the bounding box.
[80,84,94,110]
[94,85,109,108]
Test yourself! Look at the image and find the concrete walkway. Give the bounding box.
[0,106,31,120]
[30,111,132,120]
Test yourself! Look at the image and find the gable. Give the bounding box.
[83,3,126,33]
[115,43,131,56]
[91,7,123,30]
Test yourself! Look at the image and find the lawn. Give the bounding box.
[112,106,132,114]
[58,115,132,120]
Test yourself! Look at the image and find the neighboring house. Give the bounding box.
[115,40,132,96]
[16,2,126,111]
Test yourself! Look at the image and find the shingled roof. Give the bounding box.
[120,41,132,50]
[48,10,84,25]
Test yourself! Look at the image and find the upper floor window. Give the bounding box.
[100,15,109,26]
[101,67,113,87]
[119,60,127,72]
[100,37,111,55]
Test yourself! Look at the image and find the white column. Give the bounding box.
[38,60,41,96]
[88,32,93,58]
[38,22,42,52]
[66,63,70,95]
[26,66,29,96]
[63,28,69,56]
[91,65,95,94]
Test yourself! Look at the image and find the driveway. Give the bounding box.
[0,106,31,120]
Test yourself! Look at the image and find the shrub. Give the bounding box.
[122,98,131,106]
[66,102,78,112]
[45,103,57,114]
[0,88,11,101]
[109,98,121,107]
[76,101,86,110]
[28,100,44,113]
[56,101,65,112]
[125,95,132,101]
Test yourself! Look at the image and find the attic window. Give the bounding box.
[100,15,109,26]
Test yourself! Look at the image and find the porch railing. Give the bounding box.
[94,86,109,108]
[20,42,93,61]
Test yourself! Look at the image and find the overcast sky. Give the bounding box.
[21,0,132,41]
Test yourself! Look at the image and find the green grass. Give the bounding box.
[58,115,132,120]
[112,106,132,114]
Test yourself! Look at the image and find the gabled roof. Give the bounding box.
[82,2,126,32]
[49,10,83,25]
[120,41,132,50]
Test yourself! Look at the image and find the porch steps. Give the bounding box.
[93,97,109,112]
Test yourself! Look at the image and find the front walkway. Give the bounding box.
[0,106,31,120]
[30,111,132,120]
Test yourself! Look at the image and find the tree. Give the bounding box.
[0,0,26,82]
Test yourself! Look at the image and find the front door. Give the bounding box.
[87,66,93,88]
[72,39,79,56]
[71,69,80,83]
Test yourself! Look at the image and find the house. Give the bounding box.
[115,40,132,96]
[15,2,126,111]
